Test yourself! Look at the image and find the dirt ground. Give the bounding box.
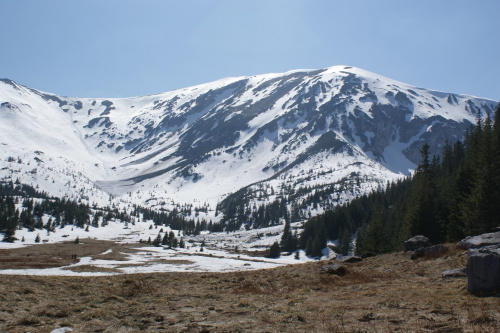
[0,241,499,332]
[0,239,149,271]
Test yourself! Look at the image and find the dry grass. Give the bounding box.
[0,238,149,270]
[61,265,122,273]
[0,243,499,332]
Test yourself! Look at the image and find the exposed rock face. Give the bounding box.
[403,235,431,252]
[457,231,500,249]
[466,245,500,296]
[0,68,496,216]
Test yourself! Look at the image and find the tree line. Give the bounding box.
[0,181,211,243]
[298,103,500,257]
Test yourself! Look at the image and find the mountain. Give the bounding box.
[0,66,496,224]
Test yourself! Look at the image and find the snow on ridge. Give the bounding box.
[0,66,496,214]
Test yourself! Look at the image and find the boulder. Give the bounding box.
[403,235,431,251]
[336,255,363,263]
[442,267,466,279]
[411,244,448,260]
[320,263,347,276]
[457,231,500,249]
[466,245,500,296]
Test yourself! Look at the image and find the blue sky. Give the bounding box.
[1,0,498,100]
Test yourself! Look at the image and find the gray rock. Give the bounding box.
[466,245,500,296]
[403,235,431,251]
[320,263,347,276]
[457,231,500,249]
[442,267,466,279]
[50,328,73,333]
[411,244,448,260]
[336,255,363,263]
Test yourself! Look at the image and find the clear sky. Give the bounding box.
[1,0,498,100]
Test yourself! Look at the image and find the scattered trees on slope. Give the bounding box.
[301,103,500,256]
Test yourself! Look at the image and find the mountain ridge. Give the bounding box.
[0,66,496,223]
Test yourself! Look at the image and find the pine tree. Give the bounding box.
[268,241,280,258]
[464,114,497,234]
[2,228,16,243]
[305,236,313,256]
[161,232,170,247]
[152,233,162,247]
[311,234,324,258]
[280,220,298,252]
[402,143,442,243]
[492,102,500,229]
[337,227,351,256]
[169,231,178,248]
[294,251,300,260]
[34,233,40,243]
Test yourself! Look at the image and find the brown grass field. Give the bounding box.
[0,240,499,332]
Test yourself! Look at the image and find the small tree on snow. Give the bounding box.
[267,242,280,258]
[152,233,162,247]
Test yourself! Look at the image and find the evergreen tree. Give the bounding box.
[402,143,442,243]
[280,220,298,252]
[305,237,314,257]
[161,232,170,247]
[311,234,324,257]
[152,233,162,247]
[169,231,178,248]
[2,228,16,243]
[464,114,498,234]
[267,241,280,258]
[337,227,351,256]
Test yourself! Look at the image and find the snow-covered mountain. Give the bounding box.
[0,66,496,221]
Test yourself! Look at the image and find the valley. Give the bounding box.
[1,243,499,332]
[1,66,496,228]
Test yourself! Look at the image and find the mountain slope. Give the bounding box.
[0,66,496,221]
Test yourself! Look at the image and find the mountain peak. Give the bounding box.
[0,68,497,223]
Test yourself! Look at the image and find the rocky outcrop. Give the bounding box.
[336,255,363,263]
[457,231,500,249]
[411,244,448,260]
[466,245,500,296]
[320,263,347,276]
[442,267,466,279]
[403,235,431,251]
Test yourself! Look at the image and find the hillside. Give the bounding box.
[1,66,496,227]
[1,243,499,332]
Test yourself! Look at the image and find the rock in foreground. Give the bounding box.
[457,231,500,249]
[467,245,500,296]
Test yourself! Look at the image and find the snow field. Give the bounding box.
[0,221,321,276]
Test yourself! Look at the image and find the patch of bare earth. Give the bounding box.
[0,239,148,270]
[0,244,499,332]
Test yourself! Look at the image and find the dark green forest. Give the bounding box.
[0,181,212,243]
[299,103,500,257]
[2,103,499,260]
